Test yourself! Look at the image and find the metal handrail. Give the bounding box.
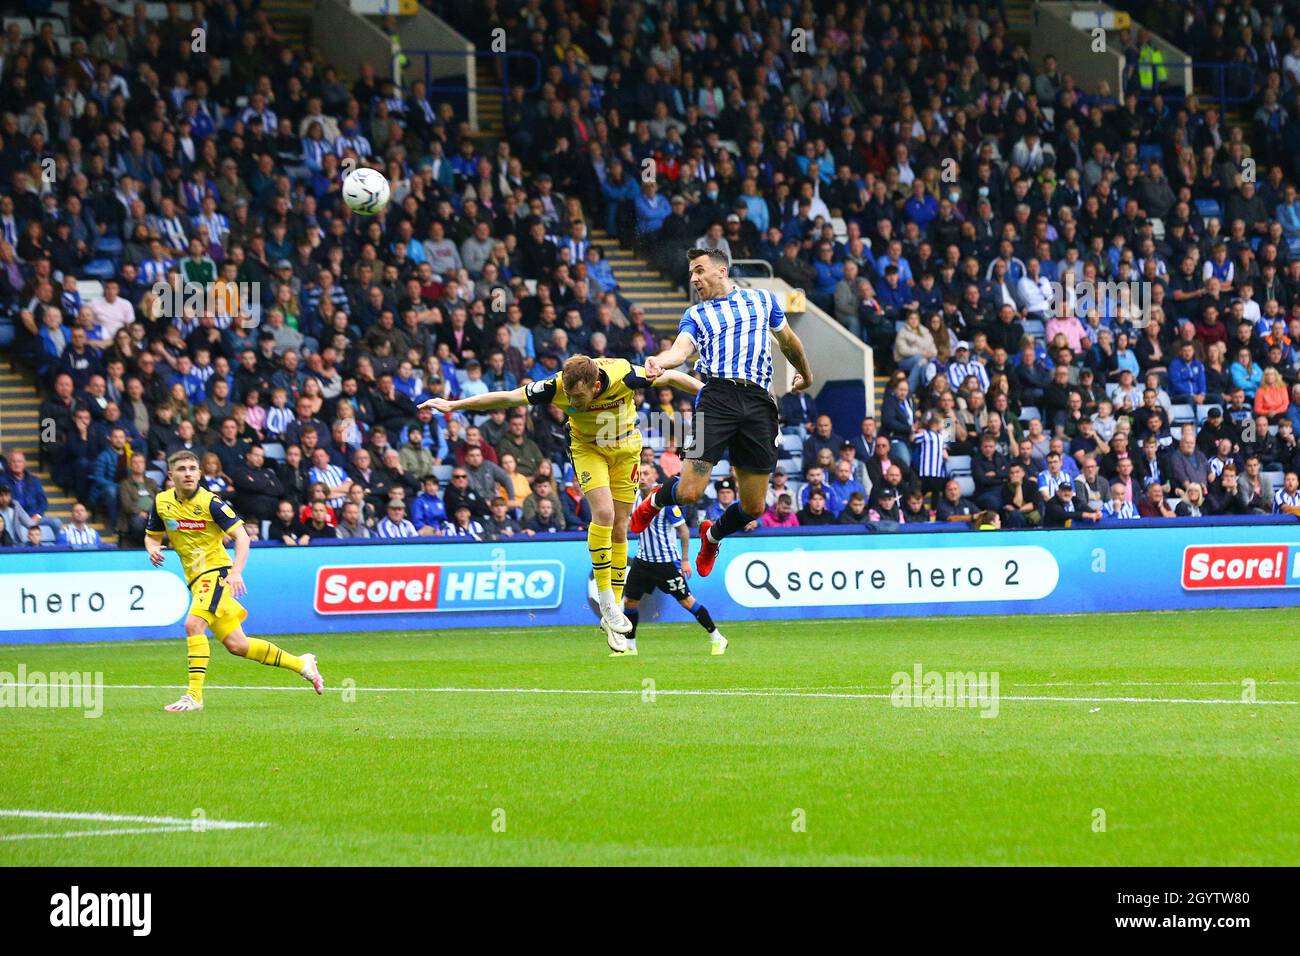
[729,259,774,278]
[1122,59,1256,110]
[400,48,543,98]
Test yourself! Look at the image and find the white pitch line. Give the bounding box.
[0,826,194,842]
[0,809,268,830]
[1,682,1293,706]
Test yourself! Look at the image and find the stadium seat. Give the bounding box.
[1170,404,1195,425]
[1138,144,1163,162]
[780,433,802,455]
[785,452,803,474]
[956,475,976,498]
[84,258,116,280]
[0,317,14,349]
[432,464,454,483]
[1288,236,1300,258]
[1019,406,1041,423]
[76,279,103,301]
[146,468,166,487]
[781,425,803,436]
[947,455,972,476]
[94,235,123,259]
[1194,199,1223,222]
[1264,468,1285,488]
[1195,405,1215,424]
[710,460,731,479]
[3,18,33,37]
[1022,319,1045,338]
[261,442,286,461]
[1150,217,1165,240]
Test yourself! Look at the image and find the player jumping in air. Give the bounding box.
[613,464,727,657]
[634,248,813,575]
[146,450,324,712]
[421,354,702,650]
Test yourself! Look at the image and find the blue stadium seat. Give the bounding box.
[947,455,972,475]
[261,442,286,461]
[1195,405,1215,424]
[83,258,116,280]
[1022,319,1045,338]
[1138,144,1163,162]
[0,317,14,348]
[432,463,453,483]
[1194,199,1223,221]
[1287,236,1300,257]
[1019,405,1042,423]
[780,433,802,456]
[956,475,976,498]
[94,236,123,259]
[1170,404,1195,425]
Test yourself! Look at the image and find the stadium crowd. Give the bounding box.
[2,0,1300,550]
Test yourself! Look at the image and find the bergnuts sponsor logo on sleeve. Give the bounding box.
[1181,545,1300,590]
[314,561,565,614]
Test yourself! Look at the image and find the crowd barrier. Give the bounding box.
[1,518,1298,643]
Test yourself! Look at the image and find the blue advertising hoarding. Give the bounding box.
[1,520,1298,643]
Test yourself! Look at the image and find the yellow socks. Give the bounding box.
[589,523,613,593]
[243,637,304,674]
[611,537,628,604]
[186,634,210,702]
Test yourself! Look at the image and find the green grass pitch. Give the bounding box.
[1,608,1298,866]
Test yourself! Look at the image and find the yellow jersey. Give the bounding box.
[524,356,648,446]
[146,487,242,585]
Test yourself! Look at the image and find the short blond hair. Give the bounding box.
[561,354,600,392]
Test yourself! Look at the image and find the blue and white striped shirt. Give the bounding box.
[140,257,175,285]
[1274,488,1300,513]
[59,524,102,549]
[679,286,785,389]
[913,429,946,478]
[1102,499,1138,520]
[634,491,685,563]
[947,360,989,391]
[375,517,418,538]
[1037,468,1071,498]
[309,464,350,507]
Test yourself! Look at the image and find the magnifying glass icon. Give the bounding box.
[745,559,780,599]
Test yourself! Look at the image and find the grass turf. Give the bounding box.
[1,607,1297,866]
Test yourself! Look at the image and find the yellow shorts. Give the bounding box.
[570,436,642,503]
[188,568,248,628]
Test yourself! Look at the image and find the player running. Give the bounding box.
[635,248,813,575]
[145,450,324,712]
[420,354,701,650]
[612,464,727,657]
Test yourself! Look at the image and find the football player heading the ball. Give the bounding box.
[420,354,702,651]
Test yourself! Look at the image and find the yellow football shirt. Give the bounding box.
[524,357,648,446]
[146,487,242,584]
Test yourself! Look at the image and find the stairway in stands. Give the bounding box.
[0,363,109,537]
[474,61,504,139]
[262,0,314,55]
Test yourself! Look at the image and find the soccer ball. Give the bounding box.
[342,167,390,216]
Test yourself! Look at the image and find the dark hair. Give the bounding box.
[687,247,728,269]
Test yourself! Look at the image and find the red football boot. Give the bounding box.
[695,520,720,577]
[629,487,664,534]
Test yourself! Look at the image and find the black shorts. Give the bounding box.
[624,558,692,602]
[693,377,779,473]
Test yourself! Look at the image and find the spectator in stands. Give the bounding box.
[116,453,157,547]
[57,503,101,550]
[300,502,338,544]
[1001,462,1043,528]
[706,478,737,523]
[868,486,903,524]
[838,492,870,526]
[2,450,59,537]
[761,493,799,528]
[932,478,977,526]
[412,475,447,536]
[376,499,419,539]
[1275,472,1300,515]
[0,485,37,546]
[1168,426,1211,496]
[797,488,835,527]
[780,388,818,433]
[1138,482,1178,519]
[268,500,304,546]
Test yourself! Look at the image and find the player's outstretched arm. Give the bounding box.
[419,386,529,415]
[652,368,703,395]
[773,323,814,392]
[645,332,696,379]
